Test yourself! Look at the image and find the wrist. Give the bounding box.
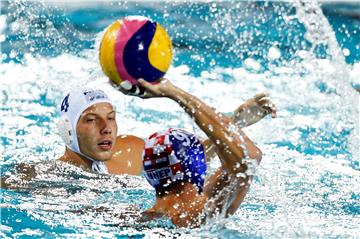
[164,83,183,100]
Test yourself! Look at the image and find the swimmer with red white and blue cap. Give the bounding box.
[116,78,276,228]
[55,78,276,227]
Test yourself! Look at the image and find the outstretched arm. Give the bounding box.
[135,78,262,171]
[203,93,276,160]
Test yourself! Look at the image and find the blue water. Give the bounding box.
[1,1,360,238]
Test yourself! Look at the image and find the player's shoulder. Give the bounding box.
[115,134,145,147]
[110,135,145,175]
[116,134,145,143]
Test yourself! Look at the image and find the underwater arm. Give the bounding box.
[0,163,37,189]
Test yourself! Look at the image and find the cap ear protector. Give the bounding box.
[57,114,74,146]
[57,107,109,175]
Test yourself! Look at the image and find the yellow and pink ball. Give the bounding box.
[99,16,173,85]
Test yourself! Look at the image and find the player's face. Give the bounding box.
[76,103,117,161]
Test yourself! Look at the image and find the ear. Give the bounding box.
[57,115,74,146]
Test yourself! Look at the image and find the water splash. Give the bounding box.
[3,0,96,62]
[1,1,360,238]
[294,0,359,163]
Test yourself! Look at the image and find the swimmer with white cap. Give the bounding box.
[57,89,144,175]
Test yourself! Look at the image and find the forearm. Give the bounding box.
[203,103,256,160]
[167,85,260,172]
[135,78,261,171]
[203,167,252,217]
[202,139,216,161]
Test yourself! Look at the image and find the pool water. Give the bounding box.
[1,1,360,238]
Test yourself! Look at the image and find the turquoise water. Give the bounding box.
[1,1,360,238]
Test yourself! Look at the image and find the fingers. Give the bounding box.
[138,78,169,98]
[265,104,277,118]
[115,78,163,98]
[253,92,268,101]
[253,93,277,117]
[258,98,277,118]
[271,107,277,118]
[137,78,151,87]
[118,80,147,98]
[119,81,132,91]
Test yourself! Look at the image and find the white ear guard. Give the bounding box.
[57,114,74,146]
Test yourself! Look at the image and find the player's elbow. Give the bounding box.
[248,145,262,164]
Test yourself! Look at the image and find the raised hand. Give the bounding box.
[231,93,277,128]
[115,78,174,99]
[113,80,146,98]
[136,78,175,98]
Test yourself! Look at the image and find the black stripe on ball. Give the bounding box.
[124,21,165,83]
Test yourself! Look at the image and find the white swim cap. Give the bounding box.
[57,89,113,174]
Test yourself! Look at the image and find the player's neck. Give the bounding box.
[59,148,92,169]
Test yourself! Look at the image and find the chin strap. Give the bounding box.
[90,160,109,174]
[75,149,109,174]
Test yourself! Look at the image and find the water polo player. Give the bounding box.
[116,78,274,227]
[55,15,276,179]
[57,89,144,175]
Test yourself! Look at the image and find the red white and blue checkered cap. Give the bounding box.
[142,128,206,192]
